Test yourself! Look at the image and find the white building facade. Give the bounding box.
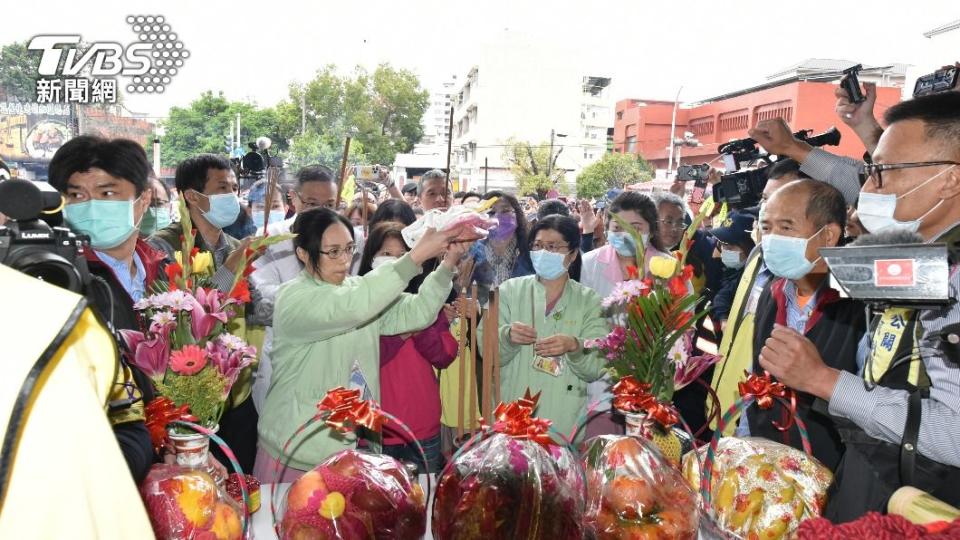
[450,32,613,194]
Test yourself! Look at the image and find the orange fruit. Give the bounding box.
[209,502,243,540]
[287,470,328,512]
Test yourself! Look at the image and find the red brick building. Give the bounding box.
[614,76,903,170]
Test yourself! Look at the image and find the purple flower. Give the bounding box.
[189,288,230,341]
[206,335,255,396]
[119,324,173,383]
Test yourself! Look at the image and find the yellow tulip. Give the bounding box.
[649,255,678,279]
[191,250,214,275]
[175,250,215,275]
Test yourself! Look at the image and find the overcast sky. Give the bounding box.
[4,0,957,119]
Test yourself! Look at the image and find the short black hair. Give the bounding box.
[459,191,482,204]
[401,182,418,195]
[292,207,355,274]
[767,158,811,181]
[885,92,960,158]
[783,179,847,233]
[174,154,232,195]
[48,136,150,195]
[608,191,663,251]
[528,215,583,281]
[297,165,336,188]
[358,221,409,282]
[369,199,416,228]
[537,199,570,219]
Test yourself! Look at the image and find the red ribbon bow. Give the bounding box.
[738,371,787,409]
[317,387,385,433]
[144,397,197,454]
[611,376,680,428]
[738,371,797,431]
[482,389,553,447]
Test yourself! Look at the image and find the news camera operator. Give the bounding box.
[44,136,165,484]
[756,92,960,520]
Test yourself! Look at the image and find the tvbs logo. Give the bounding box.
[28,15,188,102]
[30,35,152,77]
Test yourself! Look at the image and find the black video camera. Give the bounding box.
[713,127,842,208]
[840,64,866,104]
[913,65,959,98]
[0,179,91,293]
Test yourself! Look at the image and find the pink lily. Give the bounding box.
[206,338,255,397]
[189,288,229,342]
[119,324,173,383]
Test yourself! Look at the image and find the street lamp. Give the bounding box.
[672,131,701,172]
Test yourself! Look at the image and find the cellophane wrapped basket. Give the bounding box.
[582,434,699,540]
[432,431,585,539]
[141,464,244,540]
[683,437,832,540]
[278,449,426,539]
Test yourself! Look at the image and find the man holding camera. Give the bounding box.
[46,136,163,484]
[757,92,960,519]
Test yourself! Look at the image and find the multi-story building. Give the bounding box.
[417,75,457,148]
[450,31,613,193]
[613,59,906,172]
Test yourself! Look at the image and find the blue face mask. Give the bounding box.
[530,249,568,280]
[253,210,286,227]
[139,206,172,236]
[195,191,240,228]
[64,198,142,249]
[607,231,648,257]
[720,248,745,269]
[761,226,824,280]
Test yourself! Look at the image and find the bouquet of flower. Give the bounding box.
[585,202,718,405]
[432,393,585,540]
[582,435,700,540]
[122,198,292,430]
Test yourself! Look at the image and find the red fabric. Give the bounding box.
[83,238,168,290]
[379,315,457,445]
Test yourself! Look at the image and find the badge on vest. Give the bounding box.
[533,355,564,377]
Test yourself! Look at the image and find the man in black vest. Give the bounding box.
[760,92,960,521]
[744,180,865,472]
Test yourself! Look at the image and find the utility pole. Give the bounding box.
[547,129,555,178]
[236,113,241,151]
[666,86,683,179]
[483,157,489,193]
[300,87,306,135]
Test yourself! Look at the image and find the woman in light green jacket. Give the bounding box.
[481,215,609,438]
[254,208,468,479]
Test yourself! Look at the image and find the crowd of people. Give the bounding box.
[3,75,959,530]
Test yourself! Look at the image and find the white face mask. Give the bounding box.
[857,165,954,234]
[371,255,398,269]
[720,248,745,269]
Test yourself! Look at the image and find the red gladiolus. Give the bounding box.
[164,262,183,289]
[229,279,251,303]
[668,276,687,297]
[626,265,639,280]
[640,277,654,297]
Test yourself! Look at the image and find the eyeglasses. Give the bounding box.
[659,219,686,231]
[296,192,336,210]
[318,244,356,259]
[531,242,570,253]
[859,161,960,189]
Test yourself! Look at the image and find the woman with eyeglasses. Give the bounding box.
[254,207,470,480]
[480,215,609,437]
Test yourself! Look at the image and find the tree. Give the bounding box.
[285,130,366,173]
[0,41,41,101]
[160,91,290,167]
[502,138,568,199]
[576,152,654,199]
[288,63,428,166]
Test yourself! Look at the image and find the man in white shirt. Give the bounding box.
[249,165,338,412]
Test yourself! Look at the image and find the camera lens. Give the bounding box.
[10,250,85,293]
